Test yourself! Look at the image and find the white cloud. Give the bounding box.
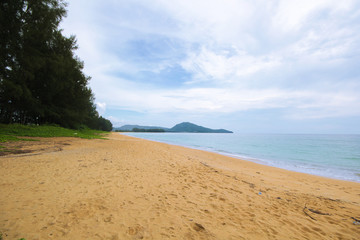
[95,75,360,119]
[106,116,126,127]
[60,0,360,128]
[271,0,356,33]
[181,47,281,83]
[152,0,254,44]
[96,102,107,115]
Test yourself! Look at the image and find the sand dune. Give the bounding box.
[0,133,359,239]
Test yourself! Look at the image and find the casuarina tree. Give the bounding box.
[0,0,112,130]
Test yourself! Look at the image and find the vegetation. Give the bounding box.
[132,128,165,132]
[0,124,108,154]
[169,122,233,133]
[0,0,112,131]
[113,125,168,132]
[115,122,233,133]
[114,129,130,132]
[0,124,108,141]
[114,128,165,132]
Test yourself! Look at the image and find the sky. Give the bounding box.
[60,0,360,133]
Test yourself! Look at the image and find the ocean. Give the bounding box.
[121,133,360,183]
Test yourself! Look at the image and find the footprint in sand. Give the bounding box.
[192,222,205,232]
[103,215,113,223]
[127,225,145,238]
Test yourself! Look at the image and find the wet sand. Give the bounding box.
[0,133,359,239]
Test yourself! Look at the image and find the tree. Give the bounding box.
[0,0,112,131]
[0,0,26,123]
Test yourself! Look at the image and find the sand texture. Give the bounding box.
[0,133,359,239]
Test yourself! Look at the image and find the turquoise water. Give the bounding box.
[122,133,360,182]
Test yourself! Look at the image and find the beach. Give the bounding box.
[0,133,359,239]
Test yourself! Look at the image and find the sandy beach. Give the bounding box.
[0,133,359,239]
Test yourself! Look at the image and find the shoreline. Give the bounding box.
[121,133,359,195]
[1,133,359,239]
[122,132,360,183]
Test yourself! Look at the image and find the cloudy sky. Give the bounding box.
[61,0,360,133]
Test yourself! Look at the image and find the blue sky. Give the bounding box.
[61,0,360,133]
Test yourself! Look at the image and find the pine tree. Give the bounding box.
[0,0,112,130]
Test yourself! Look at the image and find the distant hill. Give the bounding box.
[114,125,169,131]
[169,122,233,133]
[115,122,232,133]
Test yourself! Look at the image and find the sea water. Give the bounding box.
[122,133,360,182]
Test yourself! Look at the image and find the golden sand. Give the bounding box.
[0,133,359,239]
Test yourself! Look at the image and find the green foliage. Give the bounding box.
[0,123,108,140]
[169,122,233,133]
[0,135,37,143]
[132,128,165,132]
[0,134,21,143]
[86,115,113,132]
[0,0,112,131]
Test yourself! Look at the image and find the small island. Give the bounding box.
[114,122,233,133]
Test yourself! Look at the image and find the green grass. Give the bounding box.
[0,134,39,143]
[0,123,109,150]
